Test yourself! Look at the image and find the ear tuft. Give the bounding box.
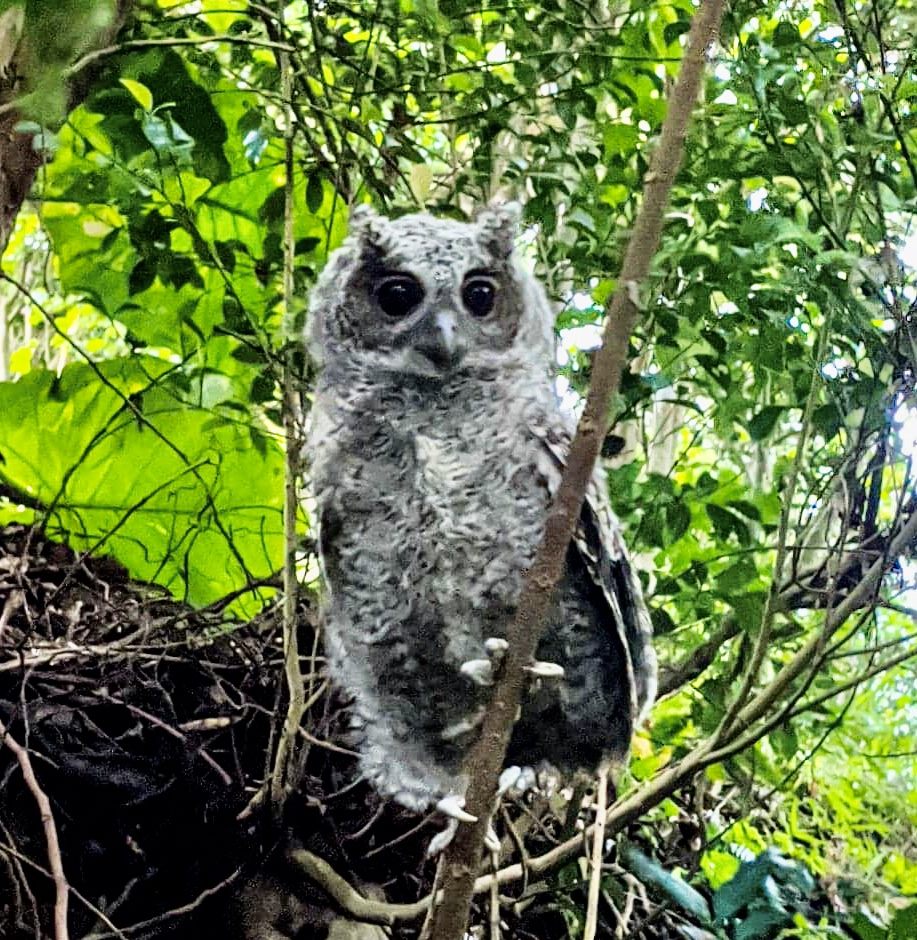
[349,204,379,236]
[476,201,521,258]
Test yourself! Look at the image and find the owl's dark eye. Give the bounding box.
[376,275,424,318]
[462,277,497,318]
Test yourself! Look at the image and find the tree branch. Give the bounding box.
[423,3,727,936]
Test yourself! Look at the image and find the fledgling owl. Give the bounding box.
[307,204,656,819]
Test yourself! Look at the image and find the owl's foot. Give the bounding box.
[460,636,510,687]
[497,764,538,797]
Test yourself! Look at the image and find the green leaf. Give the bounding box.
[705,504,751,544]
[715,558,758,593]
[650,606,677,636]
[119,78,153,111]
[850,912,888,940]
[773,21,800,46]
[620,844,712,925]
[713,850,814,926]
[666,501,691,541]
[663,20,691,47]
[890,905,917,940]
[306,171,325,214]
[747,406,784,441]
[0,360,283,609]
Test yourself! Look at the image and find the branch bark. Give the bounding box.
[423,3,727,936]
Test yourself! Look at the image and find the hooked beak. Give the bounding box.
[413,311,466,373]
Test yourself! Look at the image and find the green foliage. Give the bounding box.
[0,358,283,608]
[621,844,815,940]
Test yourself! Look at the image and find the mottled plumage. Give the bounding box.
[307,204,656,814]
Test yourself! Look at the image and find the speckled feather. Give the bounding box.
[307,206,656,813]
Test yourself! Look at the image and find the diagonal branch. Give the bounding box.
[423,3,728,937]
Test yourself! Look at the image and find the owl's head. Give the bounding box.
[308,204,554,381]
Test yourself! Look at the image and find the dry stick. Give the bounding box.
[424,3,727,937]
[0,720,69,940]
[269,25,305,813]
[489,848,501,940]
[583,764,609,940]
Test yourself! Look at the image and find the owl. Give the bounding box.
[307,204,656,824]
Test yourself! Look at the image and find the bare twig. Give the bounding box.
[424,4,727,936]
[0,719,69,940]
[0,589,23,643]
[583,765,609,940]
[81,867,244,939]
[0,838,123,938]
[269,17,306,815]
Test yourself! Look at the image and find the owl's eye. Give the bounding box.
[462,277,497,318]
[376,275,424,318]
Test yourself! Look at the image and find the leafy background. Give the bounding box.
[0,0,915,936]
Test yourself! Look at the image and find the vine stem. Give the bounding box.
[423,2,727,937]
[269,5,305,814]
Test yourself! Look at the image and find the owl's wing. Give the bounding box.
[534,421,657,723]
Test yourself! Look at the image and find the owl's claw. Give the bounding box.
[426,818,458,857]
[427,797,475,855]
[485,824,501,854]
[440,709,485,741]
[498,764,538,797]
[524,660,565,681]
[436,794,477,823]
[498,765,523,796]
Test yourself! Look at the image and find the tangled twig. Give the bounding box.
[0,719,69,940]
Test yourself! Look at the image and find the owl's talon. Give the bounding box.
[485,824,501,853]
[498,764,537,798]
[460,658,494,686]
[515,766,538,793]
[427,818,458,857]
[436,794,477,823]
[498,765,523,796]
[524,660,565,680]
[440,710,485,741]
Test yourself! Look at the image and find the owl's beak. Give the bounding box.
[414,311,466,372]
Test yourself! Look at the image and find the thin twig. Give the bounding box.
[269,14,306,815]
[0,839,123,938]
[81,867,243,939]
[583,765,609,940]
[0,719,69,940]
[489,846,501,940]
